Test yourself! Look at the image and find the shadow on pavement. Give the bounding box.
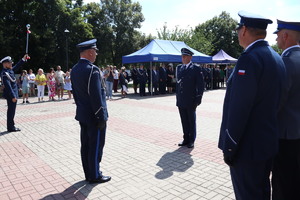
[40,180,96,200]
[110,91,175,101]
[0,131,10,136]
[155,147,194,180]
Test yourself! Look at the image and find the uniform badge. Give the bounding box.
[238,70,245,75]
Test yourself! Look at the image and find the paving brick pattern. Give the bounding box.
[0,89,234,200]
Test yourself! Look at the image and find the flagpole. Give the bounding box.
[26,24,31,60]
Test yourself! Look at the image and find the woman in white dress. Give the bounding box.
[64,71,72,99]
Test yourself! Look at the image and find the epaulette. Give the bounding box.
[282,51,291,57]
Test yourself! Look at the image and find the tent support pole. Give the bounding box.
[150,62,153,96]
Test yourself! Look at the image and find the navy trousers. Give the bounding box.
[272,139,300,200]
[178,107,196,144]
[6,99,17,131]
[230,158,273,200]
[139,81,146,96]
[79,122,106,180]
[159,80,166,94]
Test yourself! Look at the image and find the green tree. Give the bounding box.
[0,0,93,72]
[98,0,145,66]
[188,32,214,55]
[157,23,193,42]
[156,23,213,55]
[271,44,283,55]
[194,11,243,58]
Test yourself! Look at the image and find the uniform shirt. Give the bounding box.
[71,59,108,125]
[176,63,204,108]
[218,40,286,161]
[137,68,148,83]
[1,59,25,99]
[278,45,300,139]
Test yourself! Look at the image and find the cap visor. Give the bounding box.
[235,25,243,30]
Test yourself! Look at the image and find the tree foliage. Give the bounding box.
[0,0,94,72]
[83,0,147,66]
[0,3,249,72]
[156,23,213,55]
[271,44,283,55]
[194,11,243,58]
[157,23,192,41]
[0,0,147,72]
[156,12,242,58]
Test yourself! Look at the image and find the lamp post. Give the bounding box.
[64,29,70,71]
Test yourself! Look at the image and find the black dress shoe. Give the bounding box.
[8,128,21,132]
[187,143,194,148]
[178,141,188,146]
[89,175,111,184]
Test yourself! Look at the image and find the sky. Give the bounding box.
[83,0,300,45]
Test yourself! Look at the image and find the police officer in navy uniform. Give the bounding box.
[137,64,148,96]
[71,39,111,184]
[1,54,28,132]
[159,64,167,94]
[176,48,204,148]
[272,20,300,200]
[130,65,138,94]
[218,11,286,200]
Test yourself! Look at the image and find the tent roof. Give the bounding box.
[122,39,212,64]
[212,49,237,63]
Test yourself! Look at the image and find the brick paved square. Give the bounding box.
[0,89,234,199]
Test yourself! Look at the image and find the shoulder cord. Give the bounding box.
[4,72,16,82]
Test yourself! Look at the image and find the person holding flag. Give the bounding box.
[1,54,29,132]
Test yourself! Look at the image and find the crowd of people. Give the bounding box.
[126,63,233,96]
[1,10,299,200]
[2,59,233,103]
[15,65,72,103]
[99,63,232,99]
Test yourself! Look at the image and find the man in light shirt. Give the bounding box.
[55,65,65,100]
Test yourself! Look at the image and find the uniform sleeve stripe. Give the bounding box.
[4,72,16,82]
[95,107,103,115]
[88,65,94,95]
[226,129,237,145]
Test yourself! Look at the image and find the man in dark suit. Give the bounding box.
[159,64,167,94]
[176,48,204,148]
[272,20,300,200]
[218,11,286,200]
[148,65,159,95]
[137,64,147,96]
[71,39,111,184]
[152,66,159,95]
[1,54,28,132]
[130,65,138,94]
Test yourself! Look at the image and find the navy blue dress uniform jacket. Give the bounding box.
[176,63,204,108]
[218,40,286,161]
[1,60,25,99]
[159,67,167,81]
[137,68,147,83]
[71,59,108,125]
[278,46,300,139]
